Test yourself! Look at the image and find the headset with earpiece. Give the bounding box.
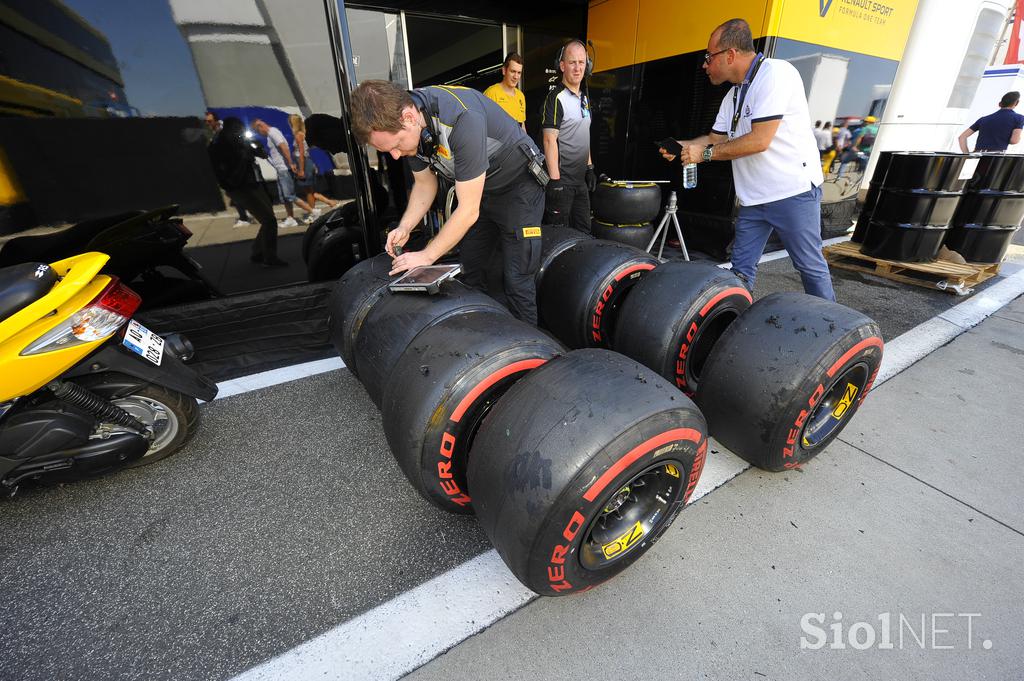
[555,39,594,79]
[409,89,439,158]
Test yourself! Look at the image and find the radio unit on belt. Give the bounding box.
[520,142,550,187]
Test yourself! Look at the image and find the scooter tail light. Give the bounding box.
[21,278,140,355]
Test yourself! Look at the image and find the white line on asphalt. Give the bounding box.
[213,357,344,400]
[229,441,749,681]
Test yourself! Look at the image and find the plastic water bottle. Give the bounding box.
[683,162,698,189]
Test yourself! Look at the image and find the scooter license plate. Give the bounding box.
[123,319,164,366]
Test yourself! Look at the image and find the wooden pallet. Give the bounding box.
[823,241,1000,295]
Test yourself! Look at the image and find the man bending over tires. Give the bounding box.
[350,80,549,324]
[660,18,836,301]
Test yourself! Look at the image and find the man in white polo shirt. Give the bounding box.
[664,18,835,301]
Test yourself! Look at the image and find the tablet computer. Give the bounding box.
[388,264,461,294]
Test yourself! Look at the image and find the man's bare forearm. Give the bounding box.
[543,133,560,179]
[399,174,438,230]
[423,203,478,261]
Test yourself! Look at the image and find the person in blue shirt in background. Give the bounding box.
[958,91,1024,152]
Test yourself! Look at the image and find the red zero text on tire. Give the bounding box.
[683,439,708,502]
[780,336,884,467]
[547,427,704,592]
[674,287,752,394]
[435,358,548,507]
[590,264,655,343]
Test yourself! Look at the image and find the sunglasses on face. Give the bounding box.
[704,48,730,64]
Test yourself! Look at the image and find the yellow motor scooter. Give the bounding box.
[0,252,217,494]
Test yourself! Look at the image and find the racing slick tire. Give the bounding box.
[382,310,565,514]
[535,225,593,289]
[354,281,509,407]
[695,292,884,471]
[326,253,393,376]
[468,348,708,595]
[613,261,752,396]
[591,181,662,224]
[590,219,655,251]
[537,240,658,348]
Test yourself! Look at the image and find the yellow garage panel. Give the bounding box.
[632,0,777,68]
[588,0,640,74]
[774,0,919,61]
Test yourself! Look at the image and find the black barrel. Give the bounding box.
[943,225,1018,263]
[952,189,1024,226]
[871,189,962,225]
[965,154,1024,192]
[946,187,1024,263]
[882,152,970,192]
[861,188,962,262]
[851,150,895,243]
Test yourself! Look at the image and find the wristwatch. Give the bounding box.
[702,144,714,162]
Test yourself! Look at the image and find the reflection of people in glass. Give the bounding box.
[252,119,314,228]
[288,114,338,221]
[207,117,286,268]
[483,52,526,131]
[205,110,253,227]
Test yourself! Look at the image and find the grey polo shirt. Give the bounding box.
[407,85,538,194]
[541,84,591,185]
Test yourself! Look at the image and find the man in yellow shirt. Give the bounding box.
[483,52,526,130]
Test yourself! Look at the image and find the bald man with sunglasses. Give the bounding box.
[661,18,835,301]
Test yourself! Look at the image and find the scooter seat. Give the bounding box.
[0,262,59,321]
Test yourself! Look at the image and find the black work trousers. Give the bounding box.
[226,185,279,262]
[459,176,544,324]
[544,180,591,234]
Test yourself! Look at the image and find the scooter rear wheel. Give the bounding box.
[109,384,200,467]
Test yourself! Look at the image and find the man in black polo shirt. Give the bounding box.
[350,80,547,324]
[542,40,597,232]
[958,91,1024,152]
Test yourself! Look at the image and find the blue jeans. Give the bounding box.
[733,184,836,301]
[275,167,296,203]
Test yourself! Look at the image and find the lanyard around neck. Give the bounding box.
[731,52,766,136]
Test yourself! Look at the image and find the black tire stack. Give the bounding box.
[329,232,884,596]
[589,181,661,250]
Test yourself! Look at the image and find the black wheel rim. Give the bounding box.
[801,362,870,450]
[580,460,685,570]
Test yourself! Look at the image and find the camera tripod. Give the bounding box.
[645,191,690,261]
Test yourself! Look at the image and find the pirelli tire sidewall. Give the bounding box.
[381,311,564,514]
[695,292,884,471]
[468,349,708,595]
[614,261,752,395]
[591,182,662,224]
[326,254,394,376]
[537,240,658,348]
[591,219,655,250]
[535,225,593,289]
